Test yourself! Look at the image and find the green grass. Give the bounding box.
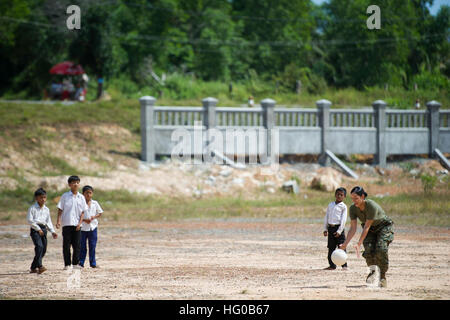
[1,188,448,227]
[0,100,141,133]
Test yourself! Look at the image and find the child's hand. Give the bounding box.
[56,221,61,229]
[323,231,328,237]
[52,232,58,239]
[38,230,44,236]
[333,232,340,237]
[76,224,81,231]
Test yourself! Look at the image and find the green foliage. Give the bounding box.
[0,0,448,101]
[411,65,450,92]
[278,64,327,94]
[420,173,438,194]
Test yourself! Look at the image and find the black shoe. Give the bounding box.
[90,265,99,268]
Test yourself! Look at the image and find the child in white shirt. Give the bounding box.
[79,185,103,268]
[27,188,58,274]
[56,175,87,270]
[323,187,348,270]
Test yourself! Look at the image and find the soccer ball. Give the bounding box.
[331,249,347,266]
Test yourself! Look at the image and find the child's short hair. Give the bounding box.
[82,185,94,193]
[335,187,347,196]
[34,188,47,197]
[68,175,80,184]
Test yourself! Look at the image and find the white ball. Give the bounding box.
[331,249,347,266]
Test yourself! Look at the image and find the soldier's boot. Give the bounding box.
[366,270,376,283]
[379,271,387,288]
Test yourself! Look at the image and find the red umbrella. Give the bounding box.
[49,61,85,75]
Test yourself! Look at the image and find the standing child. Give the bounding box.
[27,188,58,274]
[323,187,348,270]
[56,176,88,270]
[79,185,103,268]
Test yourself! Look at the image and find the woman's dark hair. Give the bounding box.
[34,188,47,197]
[82,185,94,194]
[68,175,80,184]
[351,186,368,198]
[335,187,347,196]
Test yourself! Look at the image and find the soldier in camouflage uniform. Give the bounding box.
[340,186,394,288]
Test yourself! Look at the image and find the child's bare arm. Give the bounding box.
[56,209,62,228]
[76,212,84,231]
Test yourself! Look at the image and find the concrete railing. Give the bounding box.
[140,96,449,167]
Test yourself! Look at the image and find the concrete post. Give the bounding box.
[317,99,332,166]
[140,96,156,163]
[427,100,441,158]
[373,100,387,168]
[202,97,218,160]
[261,98,276,158]
[202,97,218,129]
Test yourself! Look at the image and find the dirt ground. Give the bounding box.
[0,219,449,300]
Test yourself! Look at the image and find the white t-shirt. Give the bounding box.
[81,200,103,231]
[57,191,89,227]
[323,201,348,235]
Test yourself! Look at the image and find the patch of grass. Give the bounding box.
[376,192,450,226]
[0,187,448,227]
[37,155,81,176]
[0,214,12,221]
[0,100,141,134]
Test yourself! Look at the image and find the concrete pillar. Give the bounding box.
[427,100,441,158]
[261,98,276,158]
[317,99,332,166]
[140,96,156,163]
[202,97,218,129]
[373,100,387,168]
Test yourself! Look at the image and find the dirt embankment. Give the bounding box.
[0,123,448,198]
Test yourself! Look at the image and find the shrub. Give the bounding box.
[420,174,438,194]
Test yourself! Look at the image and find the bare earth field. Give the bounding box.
[0,219,449,300]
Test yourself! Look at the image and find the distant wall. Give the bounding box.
[140,96,448,167]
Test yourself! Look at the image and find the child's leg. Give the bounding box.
[327,247,336,268]
[30,229,44,269]
[71,228,81,266]
[41,226,48,261]
[327,227,337,268]
[62,226,73,266]
[79,231,88,267]
[88,228,98,267]
[337,231,347,267]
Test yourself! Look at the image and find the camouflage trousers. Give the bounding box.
[362,218,394,277]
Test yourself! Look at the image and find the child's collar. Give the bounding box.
[35,201,46,208]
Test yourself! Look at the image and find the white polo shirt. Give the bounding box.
[323,201,348,235]
[81,200,103,231]
[57,191,88,227]
[27,202,56,233]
